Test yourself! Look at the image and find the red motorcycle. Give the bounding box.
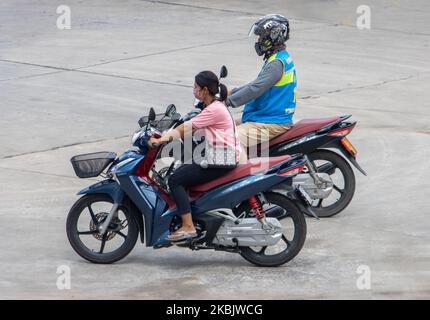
[256,115,366,217]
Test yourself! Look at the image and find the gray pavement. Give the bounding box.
[0,0,429,299]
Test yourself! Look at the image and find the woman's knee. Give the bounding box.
[168,172,182,189]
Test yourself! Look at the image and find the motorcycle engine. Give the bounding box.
[212,217,283,247]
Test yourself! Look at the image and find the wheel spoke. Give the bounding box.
[333,184,344,195]
[317,162,336,174]
[115,231,127,239]
[77,230,98,235]
[316,199,323,208]
[88,204,98,224]
[265,205,285,218]
[99,234,107,254]
[282,235,291,246]
[267,206,290,220]
[259,246,267,254]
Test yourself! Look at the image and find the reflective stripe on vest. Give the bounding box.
[268,53,296,87]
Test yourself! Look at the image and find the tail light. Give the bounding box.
[278,163,305,176]
[328,127,354,137]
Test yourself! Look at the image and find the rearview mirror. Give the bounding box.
[165,104,176,117]
[148,107,156,121]
[219,65,228,79]
[171,112,181,121]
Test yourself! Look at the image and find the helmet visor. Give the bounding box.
[248,24,257,37]
[248,24,263,45]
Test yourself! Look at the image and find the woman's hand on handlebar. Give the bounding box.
[148,137,161,148]
[149,125,183,147]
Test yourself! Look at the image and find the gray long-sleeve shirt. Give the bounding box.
[225,59,283,108]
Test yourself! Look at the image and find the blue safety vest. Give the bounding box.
[242,50,297,125]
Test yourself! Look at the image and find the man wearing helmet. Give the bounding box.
[226,14,296,160]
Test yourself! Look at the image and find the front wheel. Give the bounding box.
[236,193,307,267]
[66,194,139,264]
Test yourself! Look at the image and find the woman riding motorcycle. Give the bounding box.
[149,71,241,241]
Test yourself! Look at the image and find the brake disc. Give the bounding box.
[89,212,124,241]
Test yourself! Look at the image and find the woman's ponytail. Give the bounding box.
[219,83,228,102]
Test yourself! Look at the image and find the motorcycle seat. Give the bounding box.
[190,155,292,193]
[268,116,341,146]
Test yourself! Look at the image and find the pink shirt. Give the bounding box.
[190,100,241,161]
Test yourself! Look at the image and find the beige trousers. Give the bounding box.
[235,118,291,163]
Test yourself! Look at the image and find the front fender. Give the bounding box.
[77,179,124,203]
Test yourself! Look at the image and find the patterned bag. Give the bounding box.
[196,105,238,169]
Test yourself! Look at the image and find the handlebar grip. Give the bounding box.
[146,139,160,148]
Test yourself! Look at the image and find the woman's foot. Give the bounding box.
[168,213,197,241]
[168,225,197,242]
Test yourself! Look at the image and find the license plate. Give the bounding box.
[297,185,313,205]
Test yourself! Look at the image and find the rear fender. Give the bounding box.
[324,139,367,176]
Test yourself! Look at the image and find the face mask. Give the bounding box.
[254,42,265,56]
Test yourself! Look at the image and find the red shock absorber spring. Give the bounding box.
[248,196,265,220]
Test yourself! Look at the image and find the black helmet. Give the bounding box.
[249,14,290,57]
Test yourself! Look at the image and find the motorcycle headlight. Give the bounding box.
[131,129,143,145]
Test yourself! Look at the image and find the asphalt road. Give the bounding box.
[0,0,429,299]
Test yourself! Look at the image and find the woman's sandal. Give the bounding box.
[167,230,198,242]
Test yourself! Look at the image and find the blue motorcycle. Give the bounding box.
[66,105,313,267]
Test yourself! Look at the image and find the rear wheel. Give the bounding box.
[236,193,307,267]
[305,149,356,217]
[66,194,139,264]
